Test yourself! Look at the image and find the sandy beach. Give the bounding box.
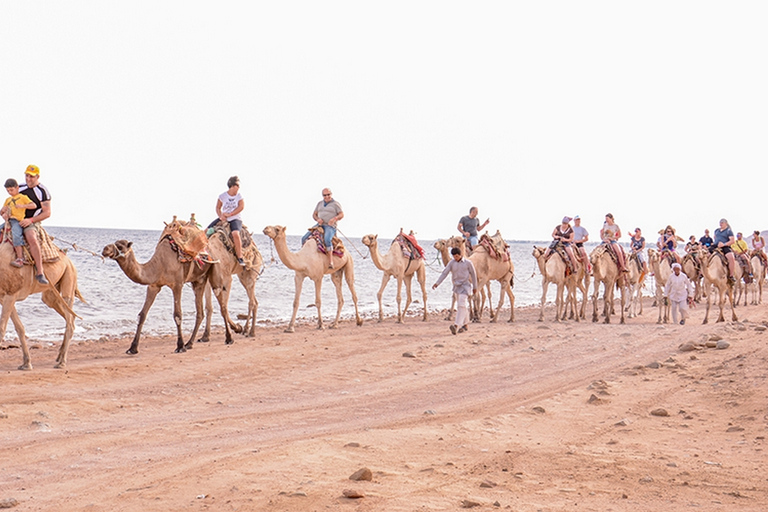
[1,296,767,511]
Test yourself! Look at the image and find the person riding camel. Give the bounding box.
[572,215,592,274]
[542,216,578,274]
[630,228,649,274]
[732,232,752,278]
[751,230,768,266]
[711,218,737,283]
[600,213,627,272]
[657,225,682,264]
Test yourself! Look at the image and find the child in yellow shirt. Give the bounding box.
[1,178,37,268]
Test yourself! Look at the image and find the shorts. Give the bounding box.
[467,235,478,247]
[228,219,242,232]
[1,219,25,246]
[575,242,584,248]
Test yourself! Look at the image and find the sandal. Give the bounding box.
[10,258,24,268]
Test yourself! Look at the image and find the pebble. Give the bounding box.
[639,476,654,483]
[650,408,669,417]
[460,499,481,508]
[679,342,699,352]
[402,352,416,358]
[0,498,18,509]
[587,394,604,405]
[708,334,723,341]
[716,340,730,350]
[344,442,360,448]
[615,418,631,427]
[342,489,364,499]
[532,406,546,414]
[754,326,766,332]
[479,480,497,488]
[349,468,372,481]
[646,361,661,369]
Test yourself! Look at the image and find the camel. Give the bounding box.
[699,249,737,324]
[733,254,753,307]
[682,251,704,303]
[623,253,645,318]
[362,232,427,323]
[750,252,765,305]
[532,245,587,322]
[590,244,626,324]
[449,232,515,323]
[648,248,672,324]
[200,225,263,338]
[102,220,240,354]
[0,241,84,370]
[263,225,362,332]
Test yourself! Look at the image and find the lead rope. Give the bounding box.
[51,236,105,261]
[335,227,367,260]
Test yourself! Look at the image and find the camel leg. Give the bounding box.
[656,286,664,324]
[343,263,363,327]
[592,281,601,323]
[603,282,613,324]
[538,279,548,322]
[490,281,505,323]
[329,271,344,329]
[417,266,428,321]
[197,283,213,343]
[242,273,259,337]
[486,283,494,320]
[186,280,208,349]
[40,290,76,368]
[285,274,304,333]
[128,285,162,355]
[702,284,712,324]
[2,302,30,371]
[506,280,515,322]
[402,275,414,323]
[170,284,187,353]
[375,274,390,323]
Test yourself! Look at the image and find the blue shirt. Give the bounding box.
[714,227,733,246]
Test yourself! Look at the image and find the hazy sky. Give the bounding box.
[3,2,767,242]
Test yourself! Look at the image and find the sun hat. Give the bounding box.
[25,165,40,176]
[562,216,572,223]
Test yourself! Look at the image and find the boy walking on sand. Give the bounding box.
[1,178,37,268]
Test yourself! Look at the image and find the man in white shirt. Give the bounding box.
[664,262,695,325]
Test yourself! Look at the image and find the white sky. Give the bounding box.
[3,1,767,242]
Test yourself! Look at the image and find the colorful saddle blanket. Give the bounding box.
[307,227,345,257]
[479,232,510,262]
[396,232,424,259]
[1,223,61,265]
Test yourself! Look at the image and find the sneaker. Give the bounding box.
[10,258,24,268]
[449,324,457,335]
[457,325,467,333]
[238,258,245,266]
[36,274,49,285]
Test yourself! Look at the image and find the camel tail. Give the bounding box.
[509,274,515,289]
[75,287,87,304]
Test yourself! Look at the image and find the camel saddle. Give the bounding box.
[161,217,216,267]
[736,252,753,283]
[207,221,261,270]
[682,252,700,274]
[396,232,424,260]
[479,232,510,262]
[1,223,61,265]
[628,251,643,274]
[307,226,345,257]
[659,249,678,267]
[552,244,575,276]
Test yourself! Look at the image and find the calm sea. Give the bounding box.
[9,227,649,342]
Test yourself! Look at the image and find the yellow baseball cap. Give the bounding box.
[25,165,40,176]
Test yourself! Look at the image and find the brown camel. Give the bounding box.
[623,253,645,319]
[733,254,753,307]
[699,250,737,324]
[449,232,515,323]
[682,251,704,303]
[263,225,362,332]
[362,232,427,323]
[648,248,672,324]
[532,245,587,322]
[0,241,84,370]
[102,221,238,354]
[590,244,626,324]
[200,225,263,338]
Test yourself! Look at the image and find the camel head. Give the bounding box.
[532,246,545,260]
[647,248,659,264]
[361,234,378,247]
[102,240,134,260]
[262,225,286,240]
[433,239,447,251]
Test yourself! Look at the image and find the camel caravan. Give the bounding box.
[4,169,767,370]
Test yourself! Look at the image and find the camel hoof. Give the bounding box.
[196,337,210,343]
[232,324,243,334]
[702,319,708,325]
[54,362,66,369]
[126,348,138,355]
[174,347,187,353]
[184,341,194,349]
[18,363,32,371]
[284,327,295,333]
[356,319,363,326]
[225,338,234,345]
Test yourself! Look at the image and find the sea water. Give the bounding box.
[9,226,651,342]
